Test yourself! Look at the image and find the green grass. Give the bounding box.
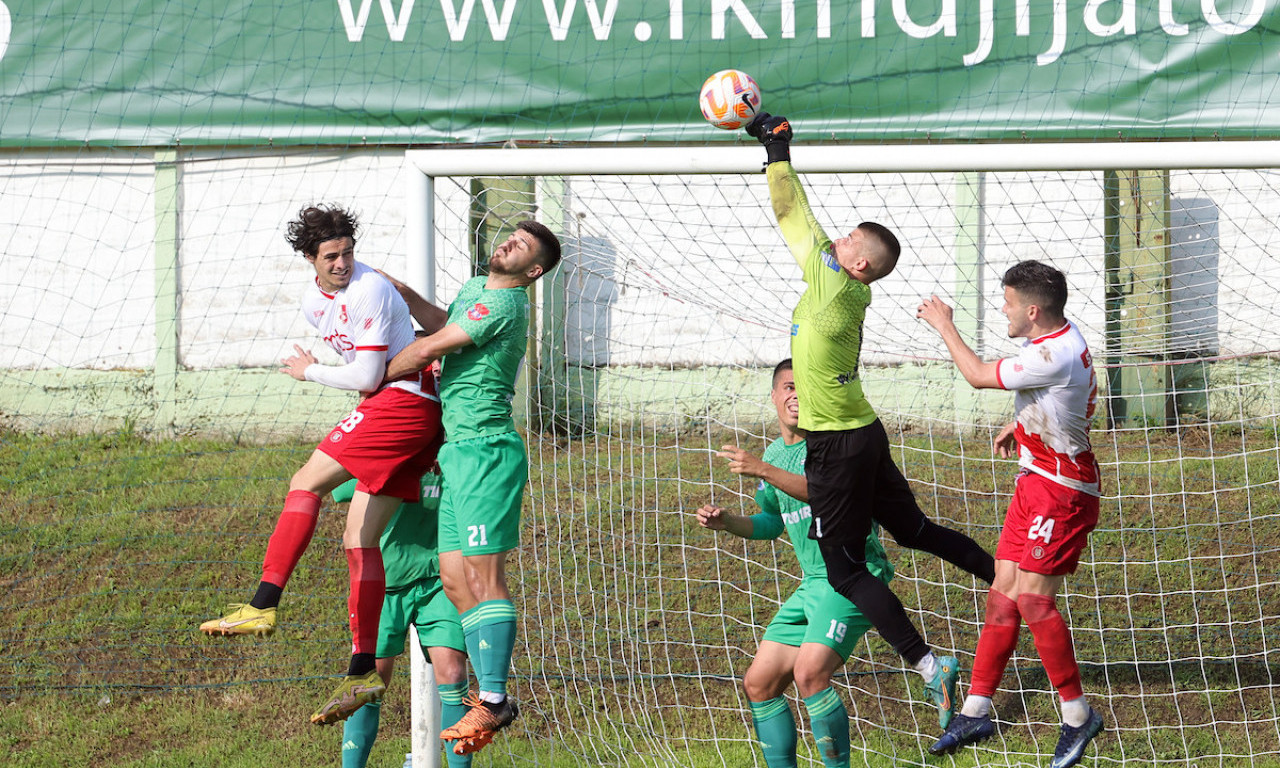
[2,424,1279,767]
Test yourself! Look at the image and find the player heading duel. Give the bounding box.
[917,261,1105,768]
[201,204,444,725]
[743,112,996,729]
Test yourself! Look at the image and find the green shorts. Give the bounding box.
[376,578,465,660]
[437,431,528,555]
[762,579,874,661]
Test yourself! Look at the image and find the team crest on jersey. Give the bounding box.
[1032,545,1045,559]
[330,432,343,443]
[340,304,349,324]
[467,303,490,321]
[821,248,841,273]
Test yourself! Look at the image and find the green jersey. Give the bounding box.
[332,472,441,590]
[440,276,530,441]
[752,437,892,583]
[767,161,878,432]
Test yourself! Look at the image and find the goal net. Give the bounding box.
[2,143,1278,767]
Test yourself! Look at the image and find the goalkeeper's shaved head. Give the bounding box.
[858,222,901,281]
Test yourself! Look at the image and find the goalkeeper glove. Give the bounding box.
[745,112,792,165]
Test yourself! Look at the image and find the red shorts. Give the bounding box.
[995,470,1099,576]
[318,388,442,502]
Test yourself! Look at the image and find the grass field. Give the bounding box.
[2,423,1279,767]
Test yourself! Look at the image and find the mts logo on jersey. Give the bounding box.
[466,303,490,321]
[324,331,355,352]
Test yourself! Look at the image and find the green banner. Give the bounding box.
[0,0,1275,146]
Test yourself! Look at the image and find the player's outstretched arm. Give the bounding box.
[376,270,449,333]
[717,445,808,502]
[744,114,832,274]
[386,323,473,380]
[280,343,387,392]
[695,504,756,539]
[916,295,1001,389]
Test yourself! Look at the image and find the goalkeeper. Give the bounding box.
[744,112,996,729]
[697,359,892,768]
[332,469,471,768]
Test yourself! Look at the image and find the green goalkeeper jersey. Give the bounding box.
[751,437,892,583]
[767,161,878,432]
[440,275,530,441]
[332,472,441,590]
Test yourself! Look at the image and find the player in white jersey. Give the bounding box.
[200,205,446,727]
[916,260,1104,768]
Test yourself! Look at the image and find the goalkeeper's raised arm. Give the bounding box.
[745,112,900,286]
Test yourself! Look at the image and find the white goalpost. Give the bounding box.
[400,142,1280,768]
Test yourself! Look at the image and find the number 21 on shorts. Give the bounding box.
[1028,515,1055,543]
[468,525,488,547]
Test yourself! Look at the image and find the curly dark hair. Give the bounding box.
[285,204,360,257]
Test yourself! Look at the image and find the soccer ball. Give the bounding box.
[699,69,762,130]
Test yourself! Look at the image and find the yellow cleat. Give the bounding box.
[199,604,277,637]
[310,670,386,726]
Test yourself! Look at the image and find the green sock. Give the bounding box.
[461,606,487,686]
[438,681,472,768]
[802,688,850,768]
[749,696,798,768]
[462,600,517,697]
[341,699,381,768]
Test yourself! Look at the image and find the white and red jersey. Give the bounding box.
[995,321,1100,496]
[299,261,436,400]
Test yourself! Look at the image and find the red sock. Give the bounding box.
[260,490,321,587]
[969,589,1021,698]
[346,547,385,656]
[1018,593,1084,701]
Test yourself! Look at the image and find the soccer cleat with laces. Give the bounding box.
[923,655,960,729]
[310,670,386,725]
[928,713,996,755]
[441,696,519,752]
[1049,708,1104,768]
[199,604,277,637]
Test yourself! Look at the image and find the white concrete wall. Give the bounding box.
[4,149,1278,375]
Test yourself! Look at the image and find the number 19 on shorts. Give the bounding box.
[826,620,848,643]
[468,525,488,548]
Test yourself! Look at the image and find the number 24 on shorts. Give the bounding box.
[1028,515,1055,543]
